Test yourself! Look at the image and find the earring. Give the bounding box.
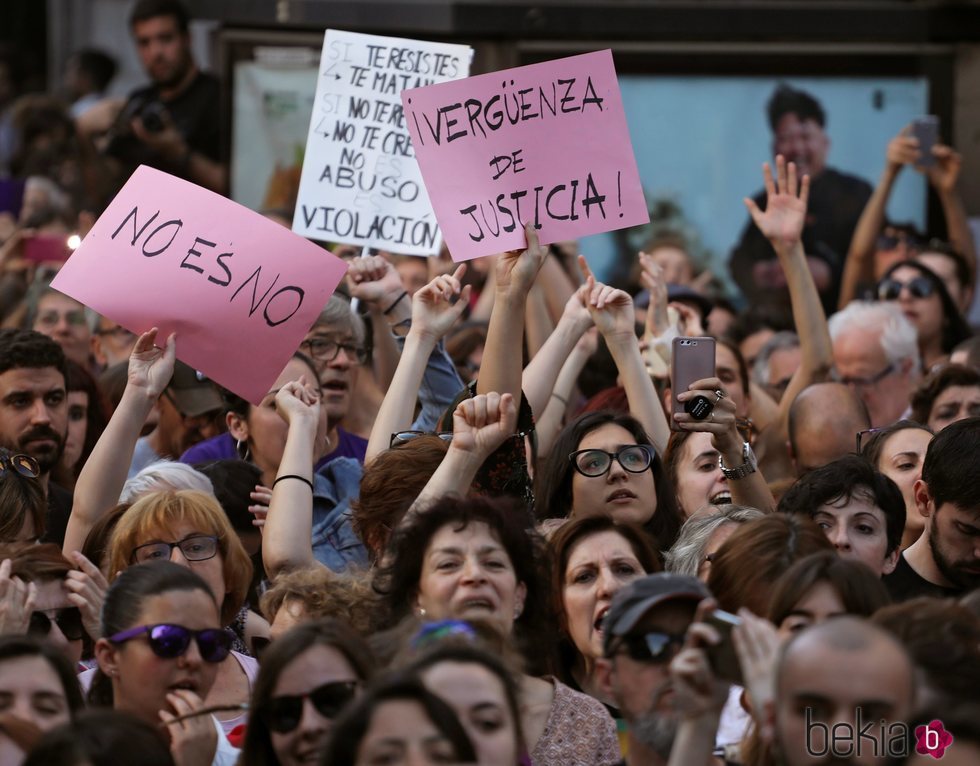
[418,607,427,618]
[235,439,250,461]
[514,603,524,619]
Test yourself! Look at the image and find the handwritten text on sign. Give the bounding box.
[52,166,348,405]
[402,50,649,261]
[293,30,472,255]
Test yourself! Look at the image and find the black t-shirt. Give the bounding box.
[43,481,73,548]
[729,166,872,311]
[883,552,961,602]
[106,71,222,177]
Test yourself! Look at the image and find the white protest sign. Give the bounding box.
[292,30,472,255]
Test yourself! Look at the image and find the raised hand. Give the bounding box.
[669,598,730,719]
[0,559,35,636]
[494,222,546,297]
[744,154,809,253]
[274,375,321,428]
[639,252,670,336]
[159,689,218,766]
[577,254,636,341]
[732,609,780,742]
[926,144,962,194]
[347,254,406,306]
[450,392,517,462]
[127,328,176,398]
[673,376,741,456]
[412,264,472,341]
[885,133,920,171]
[560,281,593,333]
[65,552,109,640]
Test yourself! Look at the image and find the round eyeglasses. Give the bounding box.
[569,445,654,477]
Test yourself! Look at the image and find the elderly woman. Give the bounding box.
[664,504,765,580]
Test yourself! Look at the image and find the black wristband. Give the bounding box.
[273,474,314,492]
[383,291,408,315]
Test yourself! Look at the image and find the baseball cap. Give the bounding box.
[167,362,223,418]
[602,573,710,657]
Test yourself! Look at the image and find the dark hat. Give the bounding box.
[602,573,709,657]
[166,362,223,418]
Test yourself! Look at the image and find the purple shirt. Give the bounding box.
[180,428,367,470]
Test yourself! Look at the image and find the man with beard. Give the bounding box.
[596,573,710,765]
[0,329,71,544]
[103,0,225,193]
[127,361,223,478]
[769,617,914,766]
[885,416,980,600]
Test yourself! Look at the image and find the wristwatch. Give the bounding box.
[718,441,758,480]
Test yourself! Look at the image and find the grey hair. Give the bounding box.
[120,461,215,504]
[828,301,920,374]
[309,294,366,347]
[664,504,765,577]
[752,331,800,387]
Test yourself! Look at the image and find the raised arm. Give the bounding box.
[839,132,917,308]
[745,156,832,433]
[579,256,671,454]
[404,392,517,524]
[521,284,592,419]
[535,327,597,458]
[927,143,977,282]
[63,329,174,557]
[476,223,547,401]
[262,376,321,577]
[346,255,412,391]
[365,267,471,464]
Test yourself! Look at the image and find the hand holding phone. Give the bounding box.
[704,609,744,685]
[22,235,70,265]
[670,337,716,429]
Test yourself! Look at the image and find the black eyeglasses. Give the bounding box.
[109,623,233,663]
[29,607,84,641]
[300,338,367,365]
[832,364,896,390]
[0,451,40,479]
[389,431,454,447]
[130,535,219,565]
[614,631,687,663]
[855,427,888,455]
[877,276,935,302]
[261,680,359,733]
[569,445,654,478]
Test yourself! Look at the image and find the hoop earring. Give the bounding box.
[236,439,251,462]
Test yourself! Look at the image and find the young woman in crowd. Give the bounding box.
[876,259,971,370]
[377,494,620,766]
[402,634,525,766]
[320,676,478,766]
[100,490,261,734]
[0,635,83,735]
[90,562,239,766]
[239,619,375,766]
[548,516,659,706]
[909,363,980,433]
[860,419,933,549]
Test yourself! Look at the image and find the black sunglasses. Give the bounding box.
[109,623,233,664]
[615,631,687,663]
[877,275,935,302]
[29,607,84,641]
[261,680,359,733]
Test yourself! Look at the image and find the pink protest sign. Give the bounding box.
[402,49,649,261]
[52,166,348,404]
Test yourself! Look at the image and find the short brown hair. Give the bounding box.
[0,457,45,542]
[0,542,71,582]
[106,490,252,626]
[260,566,380,636]
[707,514,833,615]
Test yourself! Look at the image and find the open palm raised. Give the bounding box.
[744,154,809,252]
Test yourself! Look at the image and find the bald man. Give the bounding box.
[788,382,871,475]
[770,617,915,766]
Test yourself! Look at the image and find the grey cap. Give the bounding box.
[602,573,710,657]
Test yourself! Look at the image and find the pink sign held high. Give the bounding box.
[52,165,348,405]
[401,49,649,261]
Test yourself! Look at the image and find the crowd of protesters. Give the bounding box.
[0,0,979,764]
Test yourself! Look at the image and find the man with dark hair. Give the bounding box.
[886,416,980,600]
[102,0,225,193]
[595,573,710,765]
[779,454,904,576]
[730,83,872,312]
[0,329,72,544]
